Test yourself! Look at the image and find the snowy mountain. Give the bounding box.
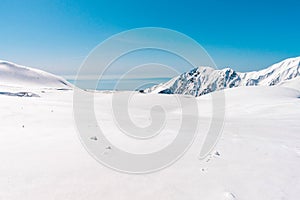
[0,60,72,88]
[143,56,300,96]
[0,58,300,199]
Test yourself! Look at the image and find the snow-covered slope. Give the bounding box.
[144,57,300,96]
[0,60,72,88]
[0,85,300,200]
[280,77,300,91]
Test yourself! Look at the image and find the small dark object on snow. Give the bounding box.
[90,136,98,141]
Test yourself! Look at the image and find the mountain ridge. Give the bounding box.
[0,60,72,88]
[143,56,300,96]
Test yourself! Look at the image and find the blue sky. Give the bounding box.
[0,0,299,76]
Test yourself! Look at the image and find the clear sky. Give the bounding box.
[0,0,299,76]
